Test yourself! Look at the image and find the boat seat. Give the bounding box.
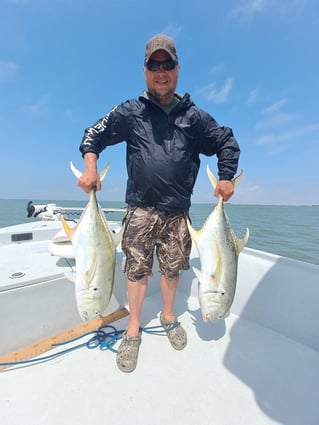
[48,228,75,259]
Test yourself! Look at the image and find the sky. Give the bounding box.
[0,0,318,205]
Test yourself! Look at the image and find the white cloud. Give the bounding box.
[247,88,260,104]
[0,60,17,83]
[256,123,319,145]
[251,91,319,156]
[209,64,225,74]
[200,77,234,104]
[263,98,287,114]
[230,0,307,22]
[21,97,48,119]
[230,0,267,21]
[255,112,296,130]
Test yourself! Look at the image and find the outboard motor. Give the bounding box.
[26,201,35,218]
[26,201,61,221]
[27,201,48,218]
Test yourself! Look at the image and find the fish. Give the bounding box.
[61,162,122,322]
[187,165,249,323]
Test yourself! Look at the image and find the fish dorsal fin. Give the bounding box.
[61,215,77,240]
[236,227,250,253]
[70,161,110,182]
[186,218,201,246]
[229,227,250,256]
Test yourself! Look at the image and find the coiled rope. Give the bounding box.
[0,322,179,369]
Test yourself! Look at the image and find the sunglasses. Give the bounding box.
[145,59,177,72]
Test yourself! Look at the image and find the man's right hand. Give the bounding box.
[78,170,101,193]
[78,153,101,193]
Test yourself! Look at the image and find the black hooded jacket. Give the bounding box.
[80,92,240,212]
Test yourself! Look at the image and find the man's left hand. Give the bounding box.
[214,180,234,202]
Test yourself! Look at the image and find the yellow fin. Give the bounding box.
[186,218,200,245]
[236,227,250,254]
[61,215,76,240]
[229,226,250,256]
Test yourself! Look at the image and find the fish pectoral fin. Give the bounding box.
[84,254,98,287]
[61,215,76,240]
[210,246,223,288]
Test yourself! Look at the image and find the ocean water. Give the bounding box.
[0,199,318,266]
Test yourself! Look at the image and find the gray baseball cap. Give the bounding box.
[144,34,178,63]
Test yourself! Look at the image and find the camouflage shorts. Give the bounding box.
[121,206,192,282]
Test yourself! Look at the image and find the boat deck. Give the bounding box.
[1,291,318,425]
[1,220,319,425]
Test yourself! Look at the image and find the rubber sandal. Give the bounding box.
[160,312,187,350]
[116,330,142,373]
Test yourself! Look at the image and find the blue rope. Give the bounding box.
[0,322,180,369]
[141,322,180,335]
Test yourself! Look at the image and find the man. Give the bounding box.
[78,34,240,372]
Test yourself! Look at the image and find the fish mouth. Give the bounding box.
[200,298,222,324]
[78,306,101,322]
[202,311,220,324]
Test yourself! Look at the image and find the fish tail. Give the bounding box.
[232,170,244,187]
[98,163,110,182]
[206,165,244,189]
[70,161,83,179]
[69,161,110,182]
[206,165,218,190]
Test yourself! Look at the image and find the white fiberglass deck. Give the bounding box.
[1,289,318,425]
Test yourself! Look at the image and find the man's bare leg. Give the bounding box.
[126,276,148,336]
[160,275,179,321]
